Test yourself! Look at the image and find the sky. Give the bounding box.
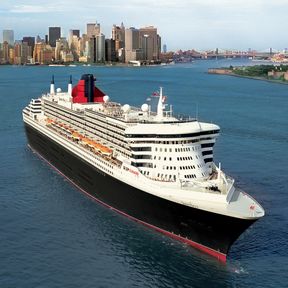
[0,0,288,51]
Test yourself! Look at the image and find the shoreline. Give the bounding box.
[208,68,288,85]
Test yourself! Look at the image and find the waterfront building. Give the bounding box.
[105,39,116,62]
[70,35,80,61]
[55,38,69,61]
[60,51,74,62]
[125,27,142,63]
[49,27,61,48]
[9,47,14,63]
[22,36,35,58]
[33,42,53,64]
[3,30,14,46]
[139,26,161,61]
[112,23,125,51]
[2,41,10,63]
[88,33,105,63]
[79,34,89,58]
[112,23,125,61]
[13,41,22,64]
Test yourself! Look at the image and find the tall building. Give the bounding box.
[3,30,14,46]
[2,41,10,63]
[88,34,105,63]
[49,27,61,48]
[139,26,160,61]
[55,38,69,61]
[163,44,167,53]
[125,27,142,63]
[14,41,22,64]
[112,23,125,50]
[23,36,35,58]
[72,29,80,38]
[105,39,116,62]
[87,22,100,38]
[68,29,80,48]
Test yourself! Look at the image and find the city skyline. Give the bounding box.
[1,0,288,51]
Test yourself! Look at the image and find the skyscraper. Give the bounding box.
[3,30,14,46]
[125,27,142,62]
[88,34,105,63]
[139,26,160,61]
[49,27,61,48]
[87,22,100,38]
[112,23,125,51]
[23,36,35,57]
[105,39,116,62]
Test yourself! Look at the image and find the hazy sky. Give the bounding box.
[1,0,288,50]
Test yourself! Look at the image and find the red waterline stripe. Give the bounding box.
[29,145,227,263]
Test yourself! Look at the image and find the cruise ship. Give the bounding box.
[23,74,265,262]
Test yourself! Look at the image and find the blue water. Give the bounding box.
[0,59,287,287]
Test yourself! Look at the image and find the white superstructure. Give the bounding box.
[23,79,264,220]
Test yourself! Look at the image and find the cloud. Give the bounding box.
[10,4,63,13]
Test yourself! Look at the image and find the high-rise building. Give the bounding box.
[125,27,142,63]
[87,22,100,38]
[14,41,22,64]
[23,36,35,57]
[3,30,14,46]
[88,34,105,63]
[139,26,160,61]
[68,29,80,47]
[105,39,116,62]
[2,41,10,63]
[163,44,167,53]
[49,27,61,48]
[72,30,80,38]
[112,23,125,51]
[55,37,69,61]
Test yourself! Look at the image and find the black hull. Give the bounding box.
[24,123,256,261]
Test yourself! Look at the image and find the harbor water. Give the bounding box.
[0,59,287,287]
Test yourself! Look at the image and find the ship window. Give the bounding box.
[169,148,172,152]
[180,167,182,170]
[164,157,166,161]
[158,157,161,160]
[160,148,162,152]
[165,148,167,152]
[169,157,172,161]
[174,167,176,170]
[155,148,158,151]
